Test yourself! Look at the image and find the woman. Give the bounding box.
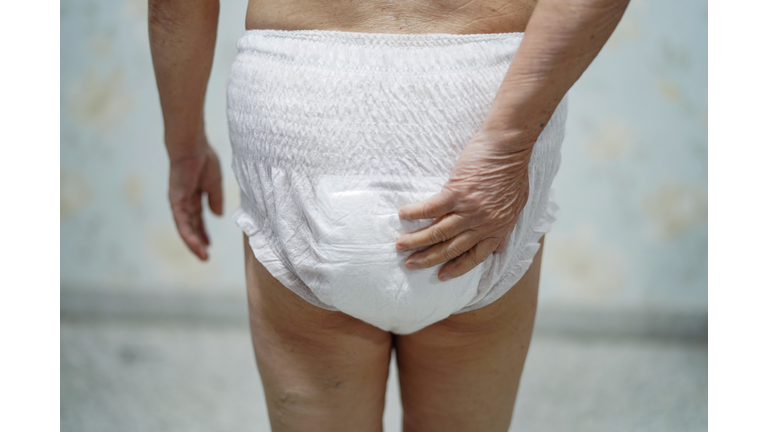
[149,0,628,431]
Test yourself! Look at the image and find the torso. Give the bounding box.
[245,0,537,34]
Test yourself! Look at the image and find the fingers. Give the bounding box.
[171,190,209,261]
[206,186,223,216]
[194,213,210,247]
[204,157,224,216]
[438,237,499,281]
[403,229,480,270]
[396,213,465,251]
[174,211,209,261]
[398,188,454,220]
[168,145,222,261]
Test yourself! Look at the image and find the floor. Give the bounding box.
[61,318,707,432]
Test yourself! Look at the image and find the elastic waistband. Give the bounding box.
[236,29,524,73]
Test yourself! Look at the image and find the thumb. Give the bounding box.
[207,180,223,216]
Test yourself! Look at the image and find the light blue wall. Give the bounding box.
[61,0,707,310]
[61,0,248,294]
[541,0,707,309]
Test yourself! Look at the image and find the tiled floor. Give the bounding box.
[61,319,707,432]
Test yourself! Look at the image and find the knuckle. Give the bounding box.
[462,193,483,210]
[443,243,464,261]
[441,184,458,199]
[451,253,471,273]
[476,251,491,267]
[429,227,448,244]
[467,246,488,268]
[422,201,440,218]
[420,256,436,268]
[468,197,484,210]
[465,254,480,269]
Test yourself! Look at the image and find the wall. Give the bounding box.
[61,0,707,313]
[542,0,707,310]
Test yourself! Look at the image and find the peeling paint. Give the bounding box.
[149,228,198,268]
[604,0,647,50]
[548,227,626,299]
[660,39,692,72]
[122,0,150,42]
[123,174,144,206]
[90,37,113,57]
[147,227,219,286]
[642,182,707,241]
[122,0,148,18]
[68,67,134,130]
[61,170,92,220]
[584,118,633,162]
[605,17,642,50]
[657,79,682,103]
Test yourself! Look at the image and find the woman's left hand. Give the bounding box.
[168,141,223,261]
[395,130,535,281]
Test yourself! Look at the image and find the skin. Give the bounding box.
[149,1,629,430]
[395,0,632,281]
[244,233,543,432]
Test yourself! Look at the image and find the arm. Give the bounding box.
[396,0,630,280]
[149,0,223,261]
[482,0,630,145]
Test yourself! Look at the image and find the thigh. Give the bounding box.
[243,234,393,432]
[394,235,544,432]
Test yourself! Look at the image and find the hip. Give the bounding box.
[226,29,556,177]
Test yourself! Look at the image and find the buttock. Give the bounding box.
[227,29,567,334]
[305,175,488,333]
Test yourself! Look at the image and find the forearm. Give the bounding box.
[149,0,220,162]
[480,0,630,148]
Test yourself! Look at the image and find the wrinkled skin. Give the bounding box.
[167,138,224,261]
[396,130,535,281]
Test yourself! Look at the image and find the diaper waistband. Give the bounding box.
[235,29,524,73]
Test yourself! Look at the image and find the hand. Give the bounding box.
[168,140,223,261]
[395,131,534,281]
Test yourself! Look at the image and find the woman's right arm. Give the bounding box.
[149,0,223,261]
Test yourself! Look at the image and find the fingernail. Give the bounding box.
[439,274,452,281]
[398,210,405,219]
[406,261,419,270]
[396,243,407,252]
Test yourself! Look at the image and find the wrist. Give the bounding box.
[479,107,554,148]
[480,75,562,146]
[165,127,209,164]
[465,129,537,163]
[473,126,537,155]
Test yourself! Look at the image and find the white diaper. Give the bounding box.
[307,175,485,333]
[228,29,566,334]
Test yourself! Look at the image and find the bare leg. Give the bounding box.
[394,235,544,432]
[243,234,393,432]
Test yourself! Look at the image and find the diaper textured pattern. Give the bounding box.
[227,29,567,334]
